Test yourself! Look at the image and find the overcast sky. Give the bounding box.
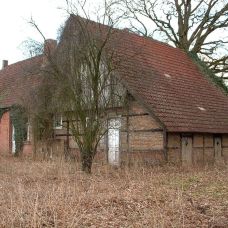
[0,0,67,66]
[1,0,227,68]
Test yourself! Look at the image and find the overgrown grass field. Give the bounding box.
[0,155,227,227]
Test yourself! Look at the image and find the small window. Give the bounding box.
[54,114,62,129]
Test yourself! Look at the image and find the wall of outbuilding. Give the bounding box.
[167,133,228,165]
[2,108,228,166]
[53,100,228,165]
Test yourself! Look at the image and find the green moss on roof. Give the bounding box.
[189,52,228,95]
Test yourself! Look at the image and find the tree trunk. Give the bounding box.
[81,151,93,174]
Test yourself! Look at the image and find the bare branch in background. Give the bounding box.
[26,0,126,173]
[113,0,228,78]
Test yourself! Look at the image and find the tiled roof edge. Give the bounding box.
[188,52,228,96]
[0,54,43,73]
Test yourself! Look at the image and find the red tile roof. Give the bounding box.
[113,30,228,133]
[1,16,228,133]
[64,15,228,133]
[0,55,43,108]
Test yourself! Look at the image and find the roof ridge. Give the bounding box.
[0,54,43,72]
[69,15,182,52]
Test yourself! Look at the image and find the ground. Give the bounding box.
[0,155,227,227]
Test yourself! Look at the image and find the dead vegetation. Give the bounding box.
[0,155,227,227]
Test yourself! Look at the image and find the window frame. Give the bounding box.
[54,114,63,129]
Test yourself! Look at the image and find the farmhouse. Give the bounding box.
[0,16,228,165]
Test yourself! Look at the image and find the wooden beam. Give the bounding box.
[121,128,163,133]
[122,149,164,153]
[163,129,168,161]
[121,113,149,117]
[66,120,70,150]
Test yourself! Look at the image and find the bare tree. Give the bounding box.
[113,0,228,78]
[28,1,125,173]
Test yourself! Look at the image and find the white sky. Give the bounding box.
[0,0,227,67]
[0,0,67,65]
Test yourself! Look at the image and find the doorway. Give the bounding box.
[108,118,121,165]
[214,136,222,160]
[181,136,193,165]
[12,125,16,154]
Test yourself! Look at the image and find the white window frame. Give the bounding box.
[12,124,16,154]
[54,114,63,129]
[27,122,31,142]
[107,117,121,165]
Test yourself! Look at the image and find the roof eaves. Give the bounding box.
[115,72,167,131]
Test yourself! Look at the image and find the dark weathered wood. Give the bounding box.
[66,120,70,150]
[203,134,205,164]
[167,146,180,149]
[126,104,130,153]
[122,113,149,117]
[181,136,193,165]
[55,133,72,137]
[121,128,163,133]
[214,136,222,159]
[122,149,164,153]
[163,129,168,161]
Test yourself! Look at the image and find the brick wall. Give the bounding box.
[52,100,165,164]
[0,112,34,155]
[119,100,165,164]
[0,112,11,154]
[43,100,228,165]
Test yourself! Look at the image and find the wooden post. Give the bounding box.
[203,134,205,165]
[66,119,70,151]
[163,130,168,161]
[126,111,130,153]
[214,136,222,161]
[181,136,193,165]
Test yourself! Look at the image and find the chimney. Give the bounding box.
[123,28,130,32]
[42,39,57,67]
[44,39,57,57]
[2,60,8,69]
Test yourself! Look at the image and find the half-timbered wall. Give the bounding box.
[53,99,165,164]
[119,100,165,164]
[167,133,228,165]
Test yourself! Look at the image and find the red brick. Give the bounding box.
[0,112,11,153]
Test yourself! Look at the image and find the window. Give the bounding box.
[54,114,63,129]
[27,122,31,141]
[108,117,121,165]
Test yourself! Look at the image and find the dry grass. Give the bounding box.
[0,155,227,227]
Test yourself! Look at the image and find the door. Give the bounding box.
[214,137,222,159]
[108,118,121,165]
[181,136,192,165]
[12,125,16,154]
